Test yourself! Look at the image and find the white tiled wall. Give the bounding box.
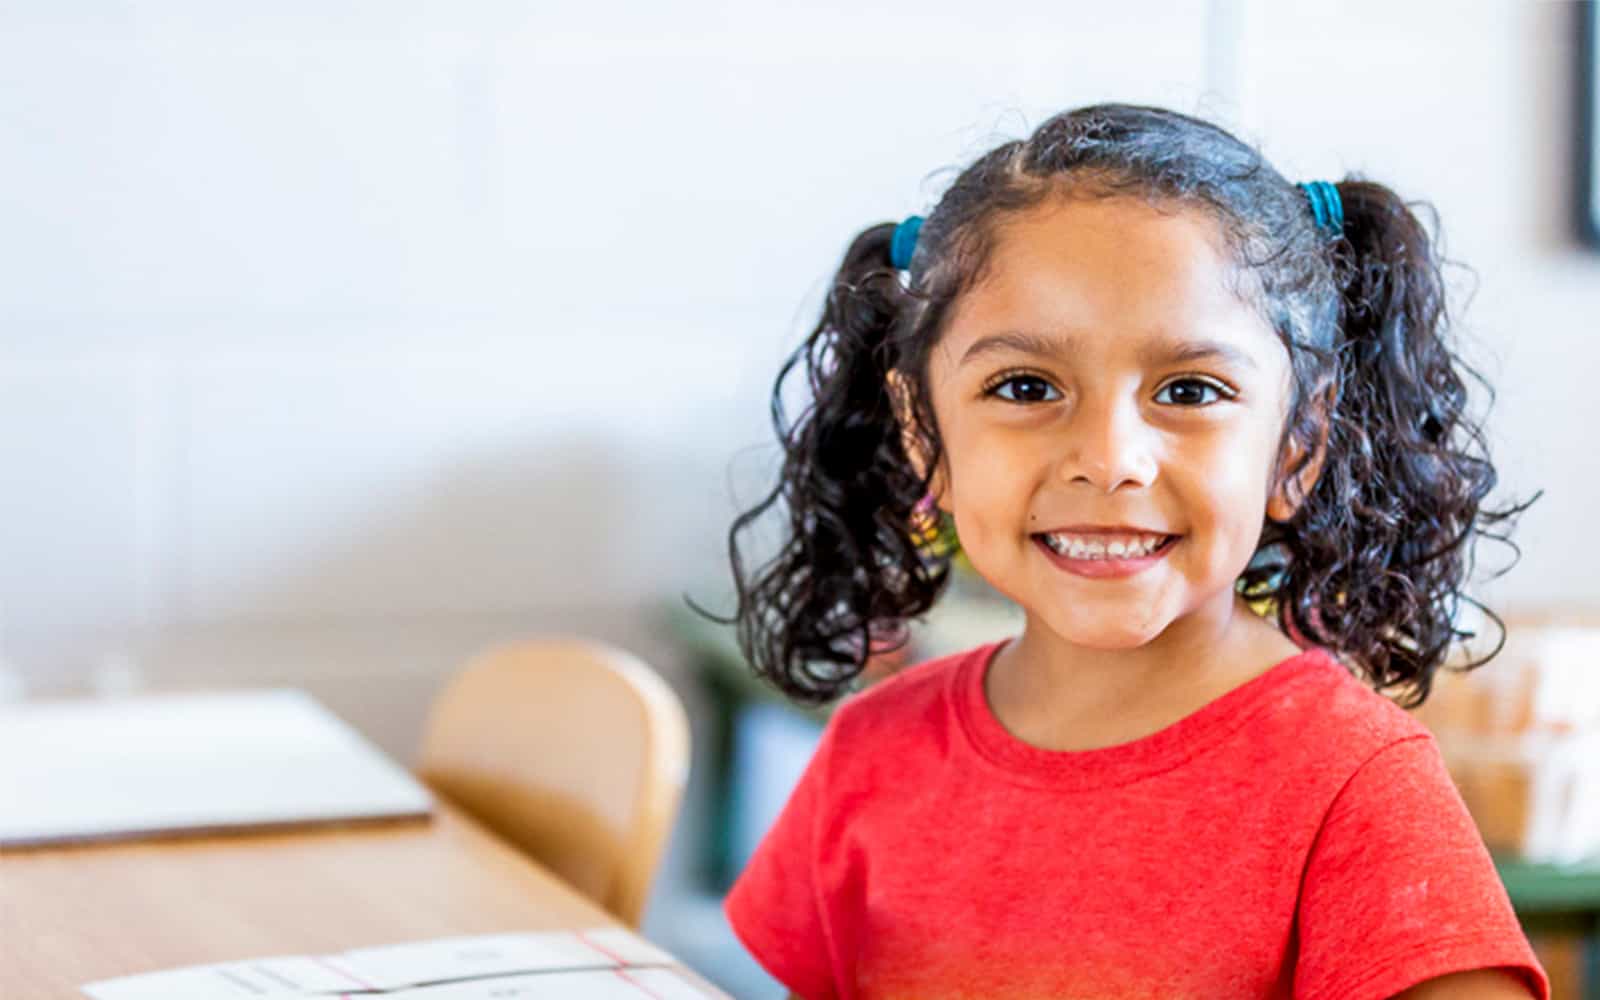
[0,358,145,633]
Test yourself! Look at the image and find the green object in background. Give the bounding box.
[1496,854,1600,1000]
[665,600,827,888]
[1497,854,1600,918]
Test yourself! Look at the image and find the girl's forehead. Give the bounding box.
[938,195,1278,364]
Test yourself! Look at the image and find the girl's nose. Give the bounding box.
[1057,393,1158,493]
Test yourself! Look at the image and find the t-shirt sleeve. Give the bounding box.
[1293,734,1550,1000]
[723,714,840,1000]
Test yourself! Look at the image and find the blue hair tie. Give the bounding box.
[890,215,924,270]
[1297,181,1344,236]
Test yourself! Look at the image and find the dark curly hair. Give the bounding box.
[719,102,1536,708]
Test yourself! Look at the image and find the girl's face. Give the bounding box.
[916,195,1305,651]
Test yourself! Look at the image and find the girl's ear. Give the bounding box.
[886,368,950,511]
[1266,382,1334,523]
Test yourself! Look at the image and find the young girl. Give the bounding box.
[720,104,1548,1000]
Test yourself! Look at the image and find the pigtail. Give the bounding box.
[1272,180,1535,708]
[721,224,950,703]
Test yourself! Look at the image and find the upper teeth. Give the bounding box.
[1042,532,1168,560]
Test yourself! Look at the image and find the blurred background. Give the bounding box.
[2,1,1598,995]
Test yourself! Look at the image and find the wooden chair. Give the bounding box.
[416,638,690,927]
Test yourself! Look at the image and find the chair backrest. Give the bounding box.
[416,638,690,926]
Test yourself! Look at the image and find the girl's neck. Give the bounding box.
[985,593,1303,753]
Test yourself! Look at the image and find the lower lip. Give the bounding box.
[1032,534,1179,579]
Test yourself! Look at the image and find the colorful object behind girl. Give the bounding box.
[719,104,1547,1000]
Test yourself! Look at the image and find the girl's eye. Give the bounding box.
[987,374,1062,403]
[1154,377,1230,407]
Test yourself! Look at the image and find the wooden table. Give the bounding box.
[1,800,729,999]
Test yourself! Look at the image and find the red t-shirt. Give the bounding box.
[725,641,1548,1000]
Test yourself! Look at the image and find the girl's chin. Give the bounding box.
[1030,614,1168,651]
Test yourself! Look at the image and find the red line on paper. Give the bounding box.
[575,928,628,966]
[314,956,378,991]
[614,967,667,999]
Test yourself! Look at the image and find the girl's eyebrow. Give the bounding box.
[959,329,1259,372]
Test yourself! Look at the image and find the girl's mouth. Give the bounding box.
[1030,531,1180,579]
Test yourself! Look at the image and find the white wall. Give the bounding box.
[1246,1,1600,616]
[0,1,1594,753]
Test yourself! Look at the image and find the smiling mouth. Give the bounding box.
[1031,531,1180,561]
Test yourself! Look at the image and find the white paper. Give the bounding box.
[333,932,622,991]
[569,928,675,969]
[2,690,430,847]
[621,968,723,1000]
[81,930,688,1000]
[82,955,369,1000]
[381,967,717,999]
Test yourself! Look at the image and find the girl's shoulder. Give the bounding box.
[826,641,995,737]
[1269,645,1437,764]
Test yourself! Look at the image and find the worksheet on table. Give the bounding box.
[80,929,687,1000]
[375,967,716,999]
